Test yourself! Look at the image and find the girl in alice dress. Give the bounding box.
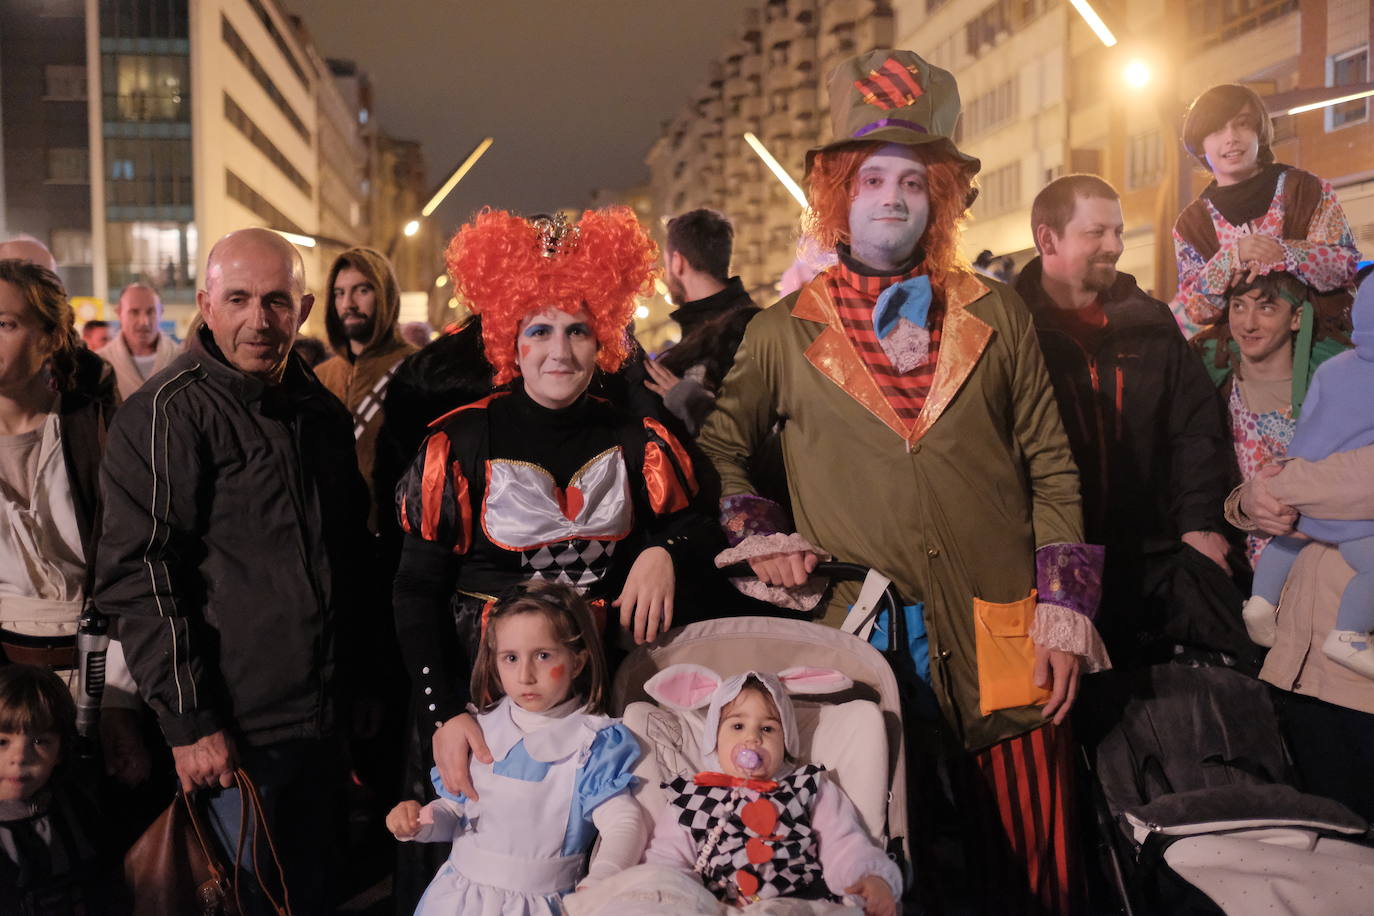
[386,582,646,915]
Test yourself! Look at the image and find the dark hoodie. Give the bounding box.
[315,247,417,527]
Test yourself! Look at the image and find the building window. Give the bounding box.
[46,148,90,184]
[1126,129,1163,190]
[1328,47,1369,131]
[104,54,189,122]
[221,15,310,143]
[106,220,197,296]
[44,65,87,101]
[51,230,93,266]
[105,138,193,208]
[1184,0,1296,51]
[964,78,1019,138]
[226,170,307,235]
[243,0,312,89]
[966,0,1010,59]
[99,0,189,40]
[224,94,313,197]
[976,162,1022,217]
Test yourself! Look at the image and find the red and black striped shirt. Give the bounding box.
[823,258,945,427]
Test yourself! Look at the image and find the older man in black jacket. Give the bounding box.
[96,228,369,912]
[1016,175,1235,668]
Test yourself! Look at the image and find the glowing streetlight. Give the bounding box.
[1068,0,1117,47]
[743,132,808,208]
[435,274,448,287]
[403,219,420,237]
[274,230,317,248]
[1123,59,1151,89]
[1288,88,1374,115]
[634,305,651,320]
[653,277,673,305]
[422,137,494,218]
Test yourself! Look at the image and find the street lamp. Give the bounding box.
[743,132,808,208]
[1123,59,1151,90]
[1068,0,1118,47]
[386,136,495,257]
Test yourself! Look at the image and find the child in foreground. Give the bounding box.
[640,665,900,915]
[0,664,122,915]
[386,582,646,915]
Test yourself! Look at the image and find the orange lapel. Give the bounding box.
[794,276,909,439]
[908,271,993,444]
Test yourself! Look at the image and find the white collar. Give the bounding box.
[479,695,612,763]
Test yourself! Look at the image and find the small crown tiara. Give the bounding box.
[529,213,580,258]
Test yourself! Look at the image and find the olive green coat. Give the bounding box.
[697,270,1085,750]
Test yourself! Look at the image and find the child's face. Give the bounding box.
[1202,108,1262,185]
[494,611,586,713]
[0,730,59,801]
[717,687,785,780]
[1228,289,1300,366]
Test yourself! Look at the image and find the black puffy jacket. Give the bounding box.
[95,327,369,748]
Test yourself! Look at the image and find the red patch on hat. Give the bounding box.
[736,869,760,898]
[854,57,925,111]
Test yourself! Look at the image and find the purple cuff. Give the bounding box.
[1035,543,1105,620]
[720,494,788,547]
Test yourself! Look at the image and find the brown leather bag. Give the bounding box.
[123,768,292,915]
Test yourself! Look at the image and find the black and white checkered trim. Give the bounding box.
[664,764,826,902]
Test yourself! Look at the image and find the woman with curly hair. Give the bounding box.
[392,207,718,799]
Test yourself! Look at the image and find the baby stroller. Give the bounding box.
[1086,660,1374,915]
[573,601,912,914]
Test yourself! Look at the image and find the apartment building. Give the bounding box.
[0,0,96,297]
[647,1,894,306]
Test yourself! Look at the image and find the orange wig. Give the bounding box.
[445,206,658,385]
[803,141,977,296]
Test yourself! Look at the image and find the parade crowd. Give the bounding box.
[0,46,1370,916]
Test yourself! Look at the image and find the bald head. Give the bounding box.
[0,237,58,273]
[204,228,306,295]
[197,228,315,381]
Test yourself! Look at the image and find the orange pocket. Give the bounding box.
[973,590,1052,716]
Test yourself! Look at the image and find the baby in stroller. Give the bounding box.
[642,665,900,914]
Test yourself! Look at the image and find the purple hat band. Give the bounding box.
[853,118,928,138]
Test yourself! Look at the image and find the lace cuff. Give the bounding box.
[1030,602,1112,673]
[1035,543,1105,620]
[720,494,789,547]
[714,533,830,612]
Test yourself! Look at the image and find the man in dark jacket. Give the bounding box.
[643,208,759,435]
[1017,175,1234,665]
[95,228,369,912]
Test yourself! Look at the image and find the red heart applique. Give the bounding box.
[735,869,760,898]
[555,485,584,522]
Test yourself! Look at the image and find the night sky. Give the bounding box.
[288,0,748,235]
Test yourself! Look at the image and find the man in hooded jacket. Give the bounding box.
[316,247,417,530]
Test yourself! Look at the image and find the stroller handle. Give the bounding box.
[716,560,910,660]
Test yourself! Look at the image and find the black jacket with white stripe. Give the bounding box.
[94,326,369,749]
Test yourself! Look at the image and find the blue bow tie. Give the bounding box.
[873,275,932,340]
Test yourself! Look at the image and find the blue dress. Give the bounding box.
[407,697,639,915]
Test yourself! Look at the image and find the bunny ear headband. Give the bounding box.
[644,664,852,760]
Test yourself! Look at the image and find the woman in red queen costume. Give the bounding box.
[393,206,718,794]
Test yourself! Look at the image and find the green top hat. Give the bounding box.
[806,49,981,178]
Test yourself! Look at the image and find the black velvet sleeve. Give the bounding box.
[392,534,467,733]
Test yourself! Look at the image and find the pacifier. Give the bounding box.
[732,745,767,773]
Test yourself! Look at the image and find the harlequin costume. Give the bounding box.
[399,695,642,915]
[642,666,901,906]
[696,50,1105,914]
[392,207,718,730]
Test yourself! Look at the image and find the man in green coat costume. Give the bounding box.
[697,50,1109,913]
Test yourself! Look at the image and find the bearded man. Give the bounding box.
[697,50,1107,913]
[315,247,417,529]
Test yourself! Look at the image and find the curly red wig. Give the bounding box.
[445,206,658,385]
[803,141,976,295]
